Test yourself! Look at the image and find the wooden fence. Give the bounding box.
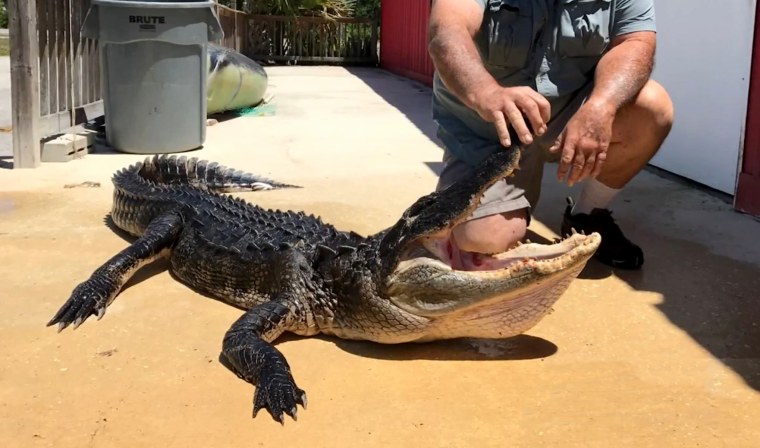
[215,3,249,54]
[9,0,103,168]
[37,0,103,139]
[248,15,378,64]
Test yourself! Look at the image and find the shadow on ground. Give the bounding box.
[334,334,558,362]
[347,66,760,391]
[531,173,760,390]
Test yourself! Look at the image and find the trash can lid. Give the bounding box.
[92,0,216,9]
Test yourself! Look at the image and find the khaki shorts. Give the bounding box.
[435,85,591,221]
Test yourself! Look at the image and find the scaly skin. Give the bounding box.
[48,146,601,424]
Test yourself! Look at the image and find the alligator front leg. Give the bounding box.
[48,211,183,331]
[221,249,313,423]
[222,299,307,423]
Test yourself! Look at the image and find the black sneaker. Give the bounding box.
[560,197,644,270]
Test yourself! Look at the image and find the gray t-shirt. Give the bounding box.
[432,0,656,165]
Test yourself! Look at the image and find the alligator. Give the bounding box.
[47,144,601,424]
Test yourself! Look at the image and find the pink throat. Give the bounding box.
[423,236,517,272]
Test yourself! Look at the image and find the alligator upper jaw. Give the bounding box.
[385,232,602,318]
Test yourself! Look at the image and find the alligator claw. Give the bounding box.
[251,367,307,424]
[48,275,114,331]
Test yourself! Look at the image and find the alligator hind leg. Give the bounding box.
[48,211,183,332]
[221,249,312,423]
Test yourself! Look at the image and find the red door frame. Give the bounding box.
[736,3,760,217]
[379,0,435,86]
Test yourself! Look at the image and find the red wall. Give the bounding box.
[379,0,435,86]
[736,4,760,217]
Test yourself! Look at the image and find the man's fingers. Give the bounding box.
[525,89,552,124]
[505,103,533,145]
[491,110,512,147]
[549,131,564,153]
[567,150,587,186]
[556,137,576,181]
[516,96,546,138]
[592,150,608,177]
[577,153,596,184]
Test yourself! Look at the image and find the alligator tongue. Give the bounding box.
[420,233,520,272]
[448,237,486,271]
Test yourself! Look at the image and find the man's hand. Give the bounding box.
[470,85,551,147]
[428,0,549,147]
[550,99,616,186]
[550,31,656,186]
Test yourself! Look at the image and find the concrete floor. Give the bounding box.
[1,66,760,447]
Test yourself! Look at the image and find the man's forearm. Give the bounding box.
[428,25,498,109]
[587,33,656,112]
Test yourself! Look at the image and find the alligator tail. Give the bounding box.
[134,154,300,192]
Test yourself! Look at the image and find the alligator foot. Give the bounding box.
[48,211,183,331]
[48,274,118,331]
[222,298,307,424]
[251,354,307,422]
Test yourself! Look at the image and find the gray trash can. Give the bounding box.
[82,0,223,154]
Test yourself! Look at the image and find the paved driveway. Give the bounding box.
[1,66,759,447]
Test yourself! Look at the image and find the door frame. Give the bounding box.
[736,2,760,217]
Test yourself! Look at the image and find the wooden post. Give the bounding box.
[9,0,41,169]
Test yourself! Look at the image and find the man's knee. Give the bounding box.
[452,208,529,254]
[635,80,675,133]
[611,80,674,153]
[619,80,674,138]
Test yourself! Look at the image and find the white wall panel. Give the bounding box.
[650,0,757,194]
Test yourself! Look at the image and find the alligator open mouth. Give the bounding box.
[385,231,602,319]
[377,145,601,296]
[396,231,601,276]
[415,231,600,273]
